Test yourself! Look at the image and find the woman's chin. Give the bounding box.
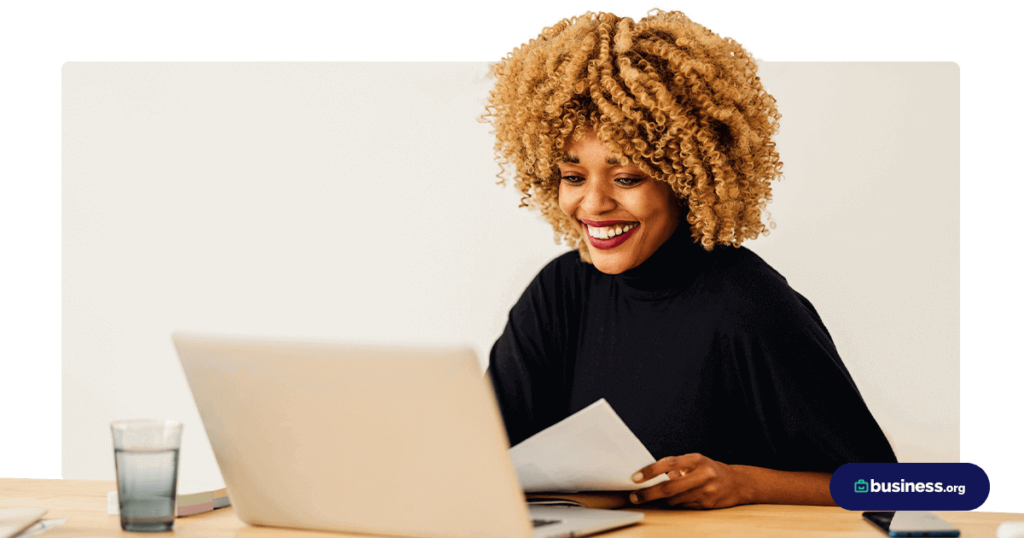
[590,254,632,275]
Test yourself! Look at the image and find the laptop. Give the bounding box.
[172,332,643,538]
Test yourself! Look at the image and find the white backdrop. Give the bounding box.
[61,62,958,494]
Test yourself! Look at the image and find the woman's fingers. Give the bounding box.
[631,453,706,484]
[630,463,711,504]
[629,454,745,508]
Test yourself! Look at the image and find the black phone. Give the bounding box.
[863,511,960,537]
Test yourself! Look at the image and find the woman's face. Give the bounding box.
[558,134,683,275]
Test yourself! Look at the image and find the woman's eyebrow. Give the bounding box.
[558,154,625,166]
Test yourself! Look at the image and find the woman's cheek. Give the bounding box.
[558,187,577,217]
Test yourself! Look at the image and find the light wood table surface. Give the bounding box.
[3,479,1021,537]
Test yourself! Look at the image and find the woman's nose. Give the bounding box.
[579,180,616,215]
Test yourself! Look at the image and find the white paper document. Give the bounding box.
[509,398,671,492]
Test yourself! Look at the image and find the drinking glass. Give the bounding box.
[111,419,183,532]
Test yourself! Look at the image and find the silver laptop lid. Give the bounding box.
[173,331,534,538]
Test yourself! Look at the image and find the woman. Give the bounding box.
[482,10,897,509]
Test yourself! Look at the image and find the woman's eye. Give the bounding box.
[558,175,644,186]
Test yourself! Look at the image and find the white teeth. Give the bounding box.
[587,223,637,239]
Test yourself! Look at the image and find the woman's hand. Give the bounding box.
[629,453,750,509]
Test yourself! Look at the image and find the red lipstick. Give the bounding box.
[580,219,630,227]
[582,221,640,250]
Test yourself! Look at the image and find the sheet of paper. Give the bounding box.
[509,398,670,492]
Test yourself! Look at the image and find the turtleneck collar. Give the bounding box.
[613,221,714,298]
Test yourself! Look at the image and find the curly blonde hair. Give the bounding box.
[482,10,783,256]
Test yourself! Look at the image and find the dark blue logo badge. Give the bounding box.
[831,463,989,511]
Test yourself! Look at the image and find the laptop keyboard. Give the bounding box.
[532,518,562,528]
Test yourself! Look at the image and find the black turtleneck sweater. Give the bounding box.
[487,225,897,473]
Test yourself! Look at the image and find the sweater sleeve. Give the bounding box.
[718,258,898,472]
[485,253,581,447]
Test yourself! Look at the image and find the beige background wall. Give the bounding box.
[62,63,958,485]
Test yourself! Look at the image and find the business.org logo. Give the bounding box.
[853,478,965,495]
[831,463,988,510]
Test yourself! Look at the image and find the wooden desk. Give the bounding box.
[3,479,1021,537]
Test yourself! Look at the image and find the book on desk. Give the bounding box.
[526,491,630,510]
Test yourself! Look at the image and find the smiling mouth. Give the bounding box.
[583,221,639,240]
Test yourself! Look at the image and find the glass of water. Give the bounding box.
[111,419,183,532]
